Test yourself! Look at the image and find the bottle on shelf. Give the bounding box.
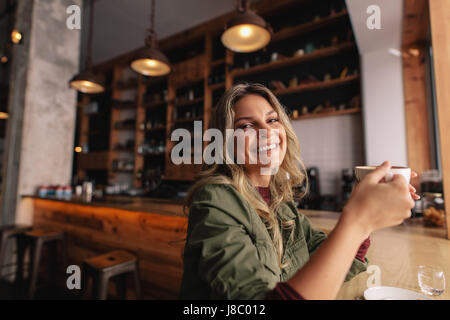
[289,76,298,87]
[304,43,315,54]
[301,105,309,115]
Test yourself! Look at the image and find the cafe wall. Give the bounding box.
[360,49,408,166]
[12,0,82,225]
[292,113,364,195]
[346,0,408,167]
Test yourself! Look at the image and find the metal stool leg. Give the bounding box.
[28,238,43,299]
[61,233,68,272]
[115,273,127,300]
[92,273,99,299]
[15,235,27,289]
[81,264,90,300]
[134,262,141,299]
[0,232,9,271]
[47,240,57,288]
[98,273,110,300]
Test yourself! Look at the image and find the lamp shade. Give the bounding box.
[221,11,271,53]
[130,46,171,76]
[69,70,105,94]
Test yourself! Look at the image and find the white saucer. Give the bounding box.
[363,286,433,300]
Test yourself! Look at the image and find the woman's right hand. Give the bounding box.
[341,161,415,239]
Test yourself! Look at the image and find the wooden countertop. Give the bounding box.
[23,195,185,216]
[302,210,450,300]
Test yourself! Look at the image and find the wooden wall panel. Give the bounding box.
[429,0,450,239]
[402,0,431,187]
[402,56,431,183]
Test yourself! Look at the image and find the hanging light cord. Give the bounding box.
[86,0,95,69]
[146,0,157,48]
[151,0,155,33]
[236,0,250,13]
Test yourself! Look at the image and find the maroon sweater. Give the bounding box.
[257,187,370,300]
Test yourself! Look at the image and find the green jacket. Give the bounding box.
[179,184,368,299]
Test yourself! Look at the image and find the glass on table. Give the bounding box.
[418,265,446,296]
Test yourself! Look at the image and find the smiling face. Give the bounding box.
[233,94,287,182]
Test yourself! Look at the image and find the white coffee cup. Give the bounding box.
[354,166,411,183]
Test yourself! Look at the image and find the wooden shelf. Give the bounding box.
[143,100,167,109]
[272,10,348,43]
[175,78,204,89]
[144,76,168,86]
[174,97,204,108]
[142,126,166,132]
[116,84,138,91]
[111,169,134,173]
[112,105,136,111]
[113,126,136,131]
[115,78,138,91]
[173,116,203,124]
[138,152,165,157]
[211,59,226,67]
[232,42,356,78]
[83,131,103,136]
[112,148,135,153]
[274,74,359,96]
[291,108,361,121]
[209,82,225,90]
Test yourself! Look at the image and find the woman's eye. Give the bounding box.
[239,123,253,129]
[268,118,279,124]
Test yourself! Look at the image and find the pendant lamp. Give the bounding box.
[221,0,271,53]
[69,0,104,94]
[130,0,170,76]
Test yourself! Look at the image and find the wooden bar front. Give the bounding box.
[28,197,187,299]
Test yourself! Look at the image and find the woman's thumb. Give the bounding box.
[365,161,391,184]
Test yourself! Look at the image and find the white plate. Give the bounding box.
[363,286,433,300]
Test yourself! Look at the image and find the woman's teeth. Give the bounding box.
[259,143,277,152]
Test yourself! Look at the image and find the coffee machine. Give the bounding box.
[341,168,355,210]
[298,167,321,210]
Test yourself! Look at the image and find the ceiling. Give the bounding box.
[345,0,403,54]
[91,0,240,65]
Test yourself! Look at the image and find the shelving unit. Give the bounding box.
[291,107,360,121]
[108,66,138,188]
[77,0,362,191]
[232,42,356,78]
[273,74,359,96]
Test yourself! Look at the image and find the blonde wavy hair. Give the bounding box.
[185,83,308,267]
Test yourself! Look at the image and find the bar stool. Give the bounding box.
[82,250,141,300]
[0,225,33,267]
[16,229,67,299]
[0,225,32,277]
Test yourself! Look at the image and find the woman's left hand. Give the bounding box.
[409,171,420,200]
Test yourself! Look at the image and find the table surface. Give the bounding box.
[302,210,450,300]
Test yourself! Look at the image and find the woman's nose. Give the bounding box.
[258,125,272,143]
[258,122,271,135]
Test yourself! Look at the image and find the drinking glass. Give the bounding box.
[418,265,446,296]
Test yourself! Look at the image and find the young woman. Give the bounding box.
[179,83,419,300]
